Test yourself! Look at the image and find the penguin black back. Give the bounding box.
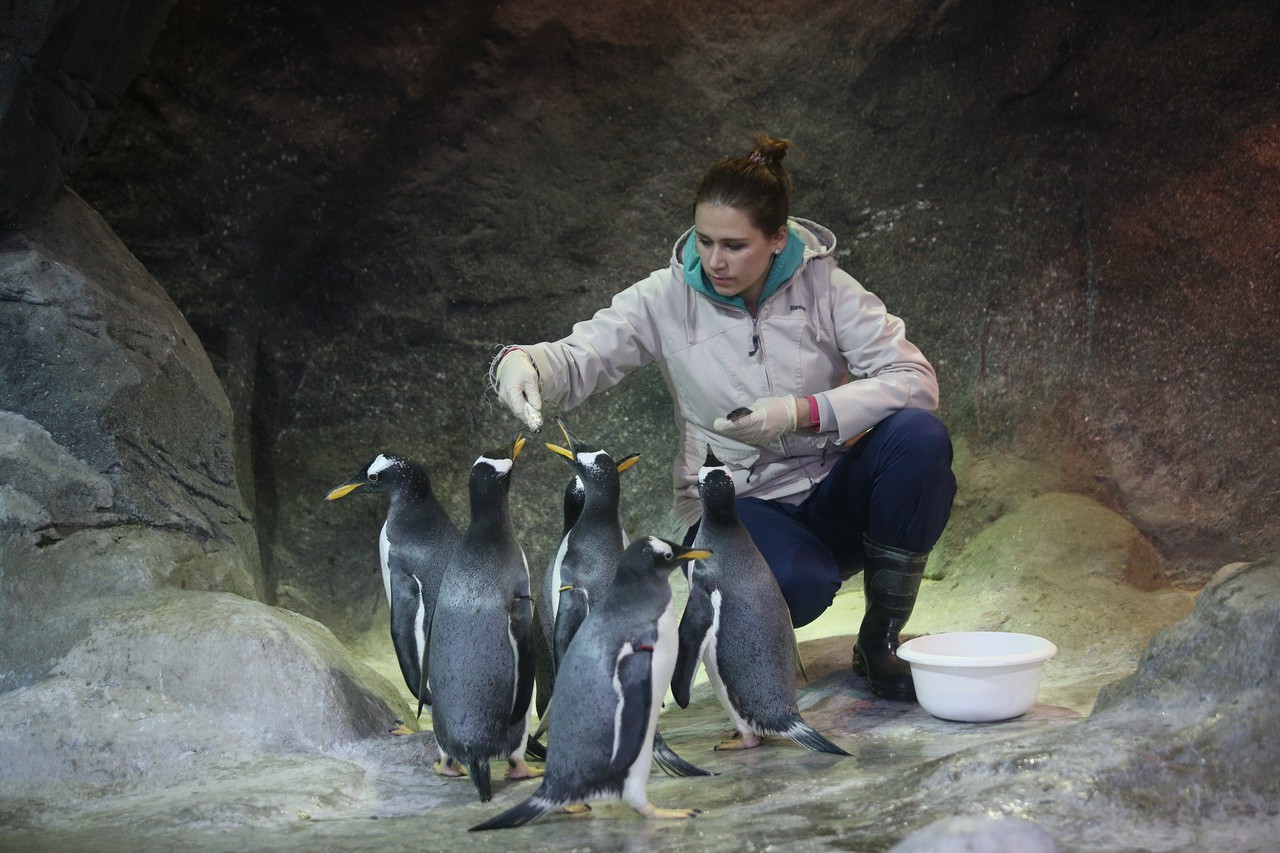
[427,435,541,802]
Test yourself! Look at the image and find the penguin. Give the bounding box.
[326,452,460,710]
[426,434,541,802]
[539,418,636,682]
[671,448,850,756]
[532,473,586,728]
[471,536,709,831]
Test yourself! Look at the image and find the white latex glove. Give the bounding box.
[494,349,544,431]
[712,395,799,446]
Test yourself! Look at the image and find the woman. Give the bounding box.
[489,134,956,702]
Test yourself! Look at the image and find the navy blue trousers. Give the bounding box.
[685,408,956,628]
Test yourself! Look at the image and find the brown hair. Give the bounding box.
[694,134,793,235]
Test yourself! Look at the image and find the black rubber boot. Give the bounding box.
[852,535,929,701]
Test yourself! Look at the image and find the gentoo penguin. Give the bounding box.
[671,448,849,756]
[471,536,709,831]
[532,473,585,728]
[540,418,635,676]
[534,451,638,720]
[426,435,541,802]
[326,452,460,709]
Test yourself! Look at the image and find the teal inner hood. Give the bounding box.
[682,222,804,311]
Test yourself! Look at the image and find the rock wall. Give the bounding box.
[0,191,405,775]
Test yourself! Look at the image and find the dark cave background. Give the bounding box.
[5,0,1279,642]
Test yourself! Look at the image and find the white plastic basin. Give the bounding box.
[897,631,1058,722]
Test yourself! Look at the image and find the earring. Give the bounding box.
[773,248,782,255]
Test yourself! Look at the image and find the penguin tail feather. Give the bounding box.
[469,794,557,831]
[652,731,717,777]
[467,758,493,802]
[785,721,851,756]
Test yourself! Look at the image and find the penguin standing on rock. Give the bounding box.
[427,435,541,802]
[672,448,850,756]
[326,452,460,710]
[471,536,709,831]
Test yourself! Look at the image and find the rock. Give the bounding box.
[0,0,177,220]
[0,589,406,795]
[0,187,263,690]
[888,815,1061,853]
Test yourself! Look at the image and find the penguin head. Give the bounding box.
[471,432,524,484]
[696,445,737,517]
[621,536,711,580]
[326,452,426,501]
[545,417,636,486]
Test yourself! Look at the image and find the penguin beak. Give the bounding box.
[545,442,575,461]
[512,433,527,460]
[616,453,641,473]
[677,548,712,562]
[325,482,363,501]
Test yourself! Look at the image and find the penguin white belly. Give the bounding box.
[506,618,530,754]
[702,590,754,737]
[549,535,570,622]
[621,600,677,809]
[379,522,392,606]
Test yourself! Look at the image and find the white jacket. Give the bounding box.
[514,218,938,526]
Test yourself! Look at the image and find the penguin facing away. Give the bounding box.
[671,448,850,756]
[471,536,710,831]
[325,452,461,709]
[426,434,541,802]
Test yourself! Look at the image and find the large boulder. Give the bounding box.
[0,188,265,689]
[0,187,410,825]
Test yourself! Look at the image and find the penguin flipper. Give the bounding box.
[793,631,810,683]
[651,729,716,777]
[469,790,557,831]
[552,586,589,672]
[785,719,851,757]
[510,594,537,726]
[672,581,715,709]
[389,571,425,699]
[608,645,654,776]
[416,610,435,718]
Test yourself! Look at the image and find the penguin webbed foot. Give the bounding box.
[638,803,702,820]
[505,757,544,781]
[714,730,761,751]
[433,757,468,778]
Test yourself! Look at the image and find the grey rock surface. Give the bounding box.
[1,553,1275,852]
[1,188,263,690]
[888,816,1061,853]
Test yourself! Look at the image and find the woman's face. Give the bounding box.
[694,203,787,310]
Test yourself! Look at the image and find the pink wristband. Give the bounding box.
[806,395,820,430]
